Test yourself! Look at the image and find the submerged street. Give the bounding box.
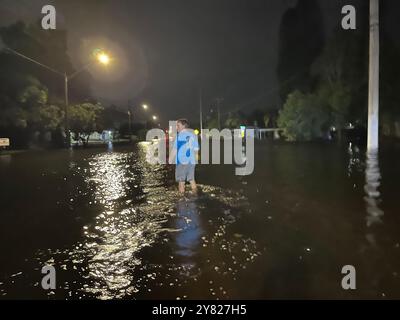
[0,141,399,299]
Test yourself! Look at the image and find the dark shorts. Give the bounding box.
[175,164,196,182]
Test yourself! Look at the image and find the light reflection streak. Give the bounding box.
[2,143,259,299]
[364,150,384,228]
[347,142,363,176]
[79,148,173,299]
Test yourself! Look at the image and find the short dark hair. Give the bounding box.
[177,118,189,128]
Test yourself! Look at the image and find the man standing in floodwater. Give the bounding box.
[169,119,199,194]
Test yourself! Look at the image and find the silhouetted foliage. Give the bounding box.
[277,0,325,102]
[278,90,330,141]
[0,20,93,147]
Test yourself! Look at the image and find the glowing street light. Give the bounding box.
[142,104,148,110]
[3,46,113,147]
[152,115,157,121]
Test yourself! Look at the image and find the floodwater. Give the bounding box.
[0,141,399,299]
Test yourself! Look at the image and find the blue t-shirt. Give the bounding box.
[174,130,199,165]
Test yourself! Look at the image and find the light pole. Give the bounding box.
[199,88,203,139]
[3,46,111,147]
[127,102,150,133]
[368,0,380,151]
[215,97,223,130]
[127,109,132,135]
[151,115,159,128]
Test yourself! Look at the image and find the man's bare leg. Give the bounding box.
[178,181,185,194]
[189,180,197,194]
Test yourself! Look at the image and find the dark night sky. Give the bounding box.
[1,0,399,125]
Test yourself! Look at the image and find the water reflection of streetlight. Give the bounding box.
[347,142,363,176]
[81,153,139,298]
[127,102,151,135]
[364,150,384,228]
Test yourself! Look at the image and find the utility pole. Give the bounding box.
[199,88,203,138]
[368,0,380,151]
[64,72,70,147]
[216,97,223,130]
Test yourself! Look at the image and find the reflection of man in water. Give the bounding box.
[169,119,199,194]
[175,198,203,257]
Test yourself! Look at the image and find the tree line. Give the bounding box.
[276,0,400,142]
[0,21,132,148]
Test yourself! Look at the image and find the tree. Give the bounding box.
[263,114,270,128]
[0,20,93,147]
[38,104,64,131]
[206,116,219,130]
[0,21,92,103]
[224,111,242,129]
[17,76,49,128]
[312,30,367,138]
[316,81,352,142]
[69,102,103,144]
[1,74,46,129]
[278,90,330,141]
[277,0,325,102]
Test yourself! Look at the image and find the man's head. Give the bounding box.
[176,119,189,132]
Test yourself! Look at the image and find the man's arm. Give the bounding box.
[192,133,200,151]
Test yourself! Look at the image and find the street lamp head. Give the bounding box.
[97,52,110,65]
[152,115,157,121]
[142,104,148,110]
